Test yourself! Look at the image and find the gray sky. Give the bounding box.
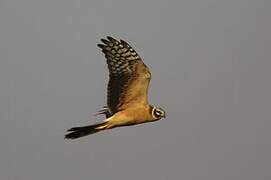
[1,0,271,179]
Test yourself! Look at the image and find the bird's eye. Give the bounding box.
[154,108,164,118]
[151,107,165,119]
[155,109,162,116]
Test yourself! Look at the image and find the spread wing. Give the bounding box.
[98,36,151,114]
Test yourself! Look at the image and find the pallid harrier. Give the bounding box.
[65,36,166,139]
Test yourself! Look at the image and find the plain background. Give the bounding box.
[1,0,271,180]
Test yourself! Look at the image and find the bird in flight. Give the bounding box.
[65,36,166,139]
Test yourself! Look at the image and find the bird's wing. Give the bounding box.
[98,36,151,114]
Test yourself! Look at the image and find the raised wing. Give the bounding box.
[98,36,151,114]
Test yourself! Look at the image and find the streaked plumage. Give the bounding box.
[65,36,165,139]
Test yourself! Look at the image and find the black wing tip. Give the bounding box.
[98,36,118,48]
[97,44,105,48]
[98,36,129,46]
[106,36,117,41]
[101,38,110,44]
[120,39,129,47]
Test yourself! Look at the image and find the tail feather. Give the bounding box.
[65,122,108,139]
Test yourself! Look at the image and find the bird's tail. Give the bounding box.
[65,122,109,139]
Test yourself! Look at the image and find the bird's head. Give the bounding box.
[151,106,166,120]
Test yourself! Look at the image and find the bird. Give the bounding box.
[65,36,166,139]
